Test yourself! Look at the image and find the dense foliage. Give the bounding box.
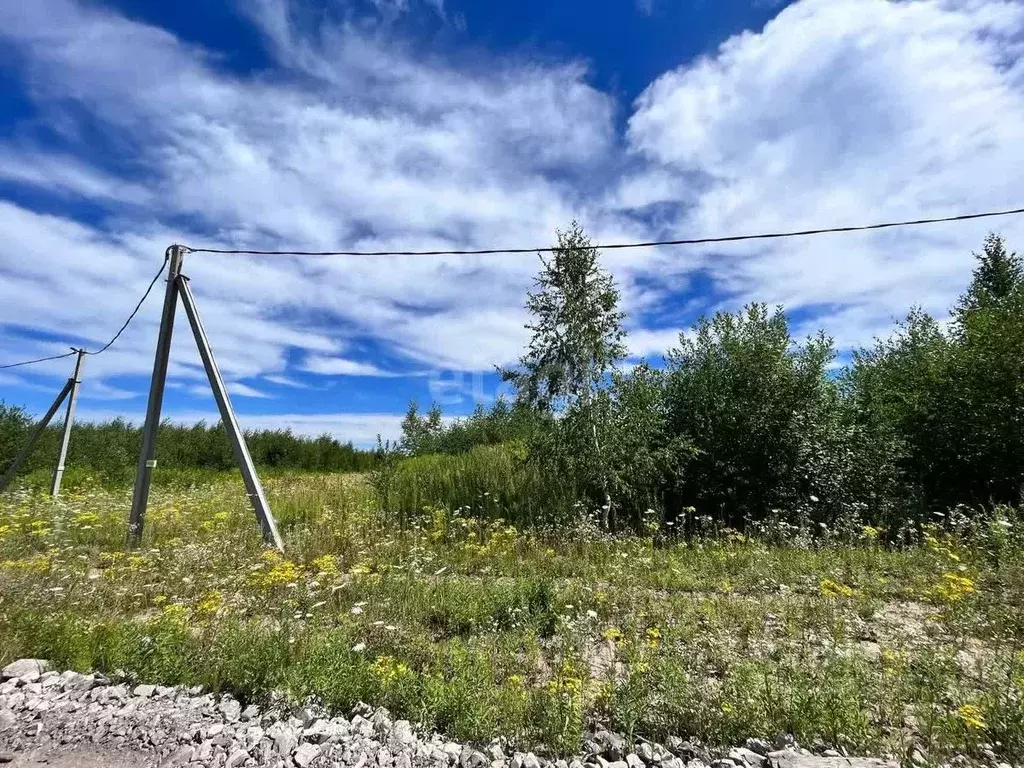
[3,232,1022,535]
[398,233,1024,536]
[0,412,374,485]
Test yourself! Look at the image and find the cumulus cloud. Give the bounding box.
[3,0,1024,433]
[626,0,1024,333]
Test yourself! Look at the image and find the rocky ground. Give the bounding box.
[0,658,901,768]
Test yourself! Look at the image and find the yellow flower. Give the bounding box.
[371,655,411,686]
[602,626,623,644]
[957,704,986,730]
[312,554,340,575]
[932,572,975,603]
[196,590,223,616]
[721,702,734,714]
[159,603,189,630]
[253,551,301,588]
[646,627,662,648]
[1,555,51,574]
[820,578,854,598]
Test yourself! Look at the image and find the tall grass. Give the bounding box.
[2,474,1024,760]
[382,444,578,529]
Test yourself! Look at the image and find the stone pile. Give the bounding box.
[0,659,898,768]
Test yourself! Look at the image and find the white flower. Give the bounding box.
[350,606,364,615]
[352,642,366,653]
[586,610,598,620]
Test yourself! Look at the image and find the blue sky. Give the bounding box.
[2,0,1024,445]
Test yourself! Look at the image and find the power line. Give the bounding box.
[0,257,168,371]
[0,351,77,371]
[185,205,1024,257]
[82,256,168,357]
[4,204,1024,369]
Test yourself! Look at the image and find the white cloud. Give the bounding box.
[263,374,310,388]
[0,0,620,388]
[0,146,152,204]
[626,0,1024,344]
[3,0,1024,431]
[302,356,391,377]
[75,407,404,446]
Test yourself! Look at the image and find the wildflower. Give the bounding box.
[932,572,976,603]
[258,553,301,588]
[646,627,662,648]
[370,655,411,686]
[602,626,623,643]
[196,590,223,616]
[956,704,986,730]
[352,642,367,653]
[820,579,854,598]
[311,554,340,575]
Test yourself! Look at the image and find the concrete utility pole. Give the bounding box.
[178,276,283,550]
[50,348,85,498]
[128,245,284,551]
[0,350,85,495]
[128,246,184,544]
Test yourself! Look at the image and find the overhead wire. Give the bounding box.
[0,256,168,370]
[0,351,78,371]
[184,205,1024,257]
[4,203,1024,369]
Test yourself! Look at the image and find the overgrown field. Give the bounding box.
[2,474,1024,763]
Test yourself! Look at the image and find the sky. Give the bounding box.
[2,0,1024,446]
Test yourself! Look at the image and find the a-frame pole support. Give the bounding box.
[50,348,86,498]
[128,245,284,551]
[0,374,74,494]
[177,275,284,551]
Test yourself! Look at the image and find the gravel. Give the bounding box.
[0,659,902,768]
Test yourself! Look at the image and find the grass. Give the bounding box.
[2,473,1024,763]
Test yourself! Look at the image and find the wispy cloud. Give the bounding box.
[2,0,1024,436]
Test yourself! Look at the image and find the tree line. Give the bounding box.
[398,227,1024,537]
[4,227,1022,535]
[0,413,375,485]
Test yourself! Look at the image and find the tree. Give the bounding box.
[956,234,1023,318]
[501,221,627,526]
[664,304,845,531]
[399,401,444,456]
[502,221,626,410]
[848,234,1024,517]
